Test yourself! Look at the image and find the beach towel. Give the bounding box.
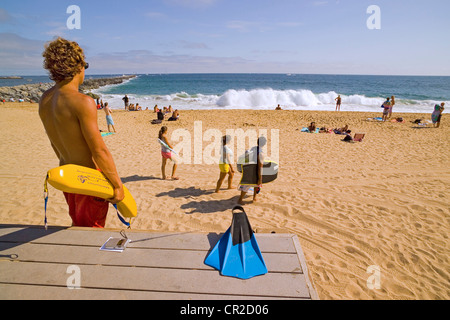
[301,127,319,133]
[101,132,115,137]
[431,105,441,123]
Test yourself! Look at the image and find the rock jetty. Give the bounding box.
[0,75,136,102]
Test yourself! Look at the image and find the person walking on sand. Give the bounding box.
[432,102,445,128]
[238,136,266,205]
[215,135,234,193]
[103,102,116,133]
[159,126,179,180]
[39,37,124,228]
[335,95,342,111]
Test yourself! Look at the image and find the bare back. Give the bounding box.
[39,85,99,168]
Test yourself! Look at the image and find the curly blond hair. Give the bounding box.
[42,37,86,82]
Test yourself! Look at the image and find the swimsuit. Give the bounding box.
[63,192,109,228]
[219,145,233,173]
[161,141,178,164]
[106,115,114,125]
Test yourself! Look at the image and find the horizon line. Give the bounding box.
[2,72,450,78]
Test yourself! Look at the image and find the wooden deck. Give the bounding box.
[0,224,318,300]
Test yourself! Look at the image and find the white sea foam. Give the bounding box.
[97,88,448,114]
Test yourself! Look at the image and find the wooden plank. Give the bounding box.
[0,225,316,299]
[0,225,296,253]
[0,242,302,274]
[291,235,319,300]
[0,283,302,300]
[0,261,311,299]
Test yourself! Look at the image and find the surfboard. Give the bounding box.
[237,151,278,185]
[46,165,137,219]
[158,138,178,155]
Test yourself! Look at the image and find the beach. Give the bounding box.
[0,102,449,300]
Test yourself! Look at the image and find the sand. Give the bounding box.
[0,102,449,300]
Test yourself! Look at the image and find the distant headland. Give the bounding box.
[0,75,136,102]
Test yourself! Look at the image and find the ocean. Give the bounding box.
[95,74,449,114]
[3,74,449,113]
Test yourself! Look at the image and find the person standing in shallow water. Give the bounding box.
[122,95,129,110]
[335,95,342,111]
[39,37,124,228]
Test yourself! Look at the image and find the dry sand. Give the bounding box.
[0,102,449,300]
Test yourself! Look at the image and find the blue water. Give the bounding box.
[100,74,450,101]
[3,74,448,113]
[96,74,450,113]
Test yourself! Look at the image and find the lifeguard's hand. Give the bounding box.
[108,185,125,204]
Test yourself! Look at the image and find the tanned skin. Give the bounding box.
[39,67,124,203]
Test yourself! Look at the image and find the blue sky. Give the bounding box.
[1,0,449,75]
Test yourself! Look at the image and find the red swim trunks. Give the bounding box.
[63,192,109,228]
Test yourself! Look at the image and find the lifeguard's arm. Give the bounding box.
[78,96,124,203]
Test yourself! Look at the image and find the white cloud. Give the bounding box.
[0,33,45,74]
[226,20,260,32]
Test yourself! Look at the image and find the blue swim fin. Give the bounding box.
[204,206,267,279]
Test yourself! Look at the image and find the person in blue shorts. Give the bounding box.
[103,102,116,133]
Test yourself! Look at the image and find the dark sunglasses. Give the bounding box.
[84,62,89,70]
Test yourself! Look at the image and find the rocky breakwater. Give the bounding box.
[0,75,136,102]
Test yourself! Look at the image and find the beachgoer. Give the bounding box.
[154,105,160,113]
[128,103,135,111]
[432,102,445,128]
[159,126,179,180]
[168,105,174,113]
[168,109,179,121]
[238,136,266,205]
[333,124,349,134]
[136,103,142,111]
[382,97,391,121]
[308,122,316,133]
[275,104,282,110]
[215,135,235,193]
[342,130,353,142]
[122,95,129,110]
[388,96,395,119]
[335,95,342,111]
[39,37,124,228]
[103,102,116,133]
